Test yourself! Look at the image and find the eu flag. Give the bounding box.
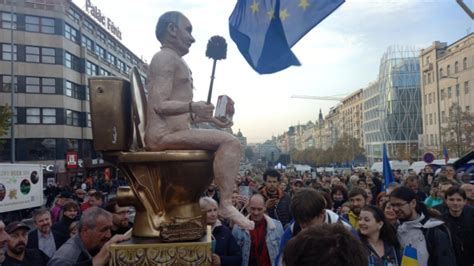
[229,0,345,74]
[383,144,394,190]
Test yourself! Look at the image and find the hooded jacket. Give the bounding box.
[397,213,456,266]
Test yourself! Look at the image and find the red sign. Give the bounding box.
[66,151,78,169]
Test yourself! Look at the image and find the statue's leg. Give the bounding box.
[151,129,254,230]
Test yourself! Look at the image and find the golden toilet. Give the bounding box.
[89,68,213,242]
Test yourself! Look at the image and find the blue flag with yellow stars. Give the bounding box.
[229,0,345,74]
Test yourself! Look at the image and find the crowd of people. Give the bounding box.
[0,164,472,266]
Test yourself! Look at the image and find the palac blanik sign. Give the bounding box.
[84,0,122,40]
[0,164,43,213]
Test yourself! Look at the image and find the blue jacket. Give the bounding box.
[232,214,284,266]
[212,222,242,266]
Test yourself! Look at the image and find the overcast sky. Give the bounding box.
[73,0,473,143]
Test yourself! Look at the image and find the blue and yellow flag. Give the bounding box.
[401,245,418,266]
[229,0,345,74]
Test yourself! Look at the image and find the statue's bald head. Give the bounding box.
[155,11,185,44]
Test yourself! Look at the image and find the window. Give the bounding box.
[455,84,460,96]
[428,93,432,104]
[2,44,17,61]
[26,77,40,93]
[429,114,433,125]
[42,78,55,94]
[86,61,97,76]
[1,12,16,29]
[427,73,431,84]
[67,8,81,22]
[42,108,56,124]
[454,61,459,73]
[439,68,443,78]
[87,113,92,127]
[99,68,110,76]
[117,60,125,72]
[95,45,106,59]
[433,113,436,124]
[1,75,17,92]
[66,109,80,126]
[465,81,470,94]
[424,94,427,104]
[97,31,106,43]
[466,106,470,112]
[65,52,81,72]
[106,52,116,65]
[25,139,56,160]
[447,87,452,98]
[25,16,39,32]
[25,46,40,62]
[440,89,445,100]
[26,108,41,124]
[25,15,54,33]
[447,65,450,76]
[41,48,55,64]
[441,111,446,123]
[83,19,94,33]
[65,23,79,43]
[65,80,81,99]
[81,35,94,52]
[426,56,430,65]
[463,57,468,70]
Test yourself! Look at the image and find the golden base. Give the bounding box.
[109,226,212,266]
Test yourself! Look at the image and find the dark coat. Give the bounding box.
[213,224,242,266]
[26,228,68,251]
[52,215,78,239]
[443,206,474,266]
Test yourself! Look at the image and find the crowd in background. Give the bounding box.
[0,163,473,265]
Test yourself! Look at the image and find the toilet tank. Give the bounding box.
[89,77,132,151]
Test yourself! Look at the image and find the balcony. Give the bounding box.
[422,63,433,72]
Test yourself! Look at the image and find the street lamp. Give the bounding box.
[440,75,461,157]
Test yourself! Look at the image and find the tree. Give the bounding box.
[441,103,474,157]
[0,104,13,153]
[0,104,12,136]
[244,146,254,161]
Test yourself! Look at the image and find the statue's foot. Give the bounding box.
[219,201,254,230]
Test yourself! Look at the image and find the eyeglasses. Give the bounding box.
[390,201,409,209]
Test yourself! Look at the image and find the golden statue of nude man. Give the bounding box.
[145,11,254,230]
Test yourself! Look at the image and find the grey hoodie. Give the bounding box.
[397,213,444,266]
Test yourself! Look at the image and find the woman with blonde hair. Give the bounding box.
[200,197,241,266]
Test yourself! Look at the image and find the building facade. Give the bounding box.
[0,0,146,183]
[362,81,380,165]
[339,89,364,147]
[378,46,421,160]
[420,33,474,156]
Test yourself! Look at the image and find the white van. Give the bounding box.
[371,160,411,173]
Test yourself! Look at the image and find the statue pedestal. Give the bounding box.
[109,226,212,266]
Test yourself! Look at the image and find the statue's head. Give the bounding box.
[155,11,195,56]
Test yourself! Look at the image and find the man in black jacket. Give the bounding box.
[442,186,474,266]
[4,221,49,266]
[259,169,292,228]
[26,208,67,258]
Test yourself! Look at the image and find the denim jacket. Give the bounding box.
[232,214,284,266]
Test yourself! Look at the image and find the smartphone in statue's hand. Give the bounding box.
[214,95,234,123]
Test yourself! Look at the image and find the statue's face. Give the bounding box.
[171,16,195,56]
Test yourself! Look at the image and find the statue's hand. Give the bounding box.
[192,101,214,119]
[210,117,233,128]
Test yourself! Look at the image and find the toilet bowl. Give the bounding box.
[89,68,213,241]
